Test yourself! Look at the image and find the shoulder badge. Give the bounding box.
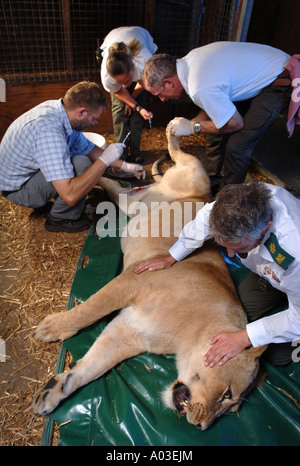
[264,232,295,270]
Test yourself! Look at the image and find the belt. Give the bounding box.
[271,68,291,87]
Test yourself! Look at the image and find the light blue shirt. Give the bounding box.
[0,99,94,191]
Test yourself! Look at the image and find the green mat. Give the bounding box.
[41,219,300,447]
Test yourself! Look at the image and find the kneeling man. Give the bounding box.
[0,81,144,233]
[135,182,300,367]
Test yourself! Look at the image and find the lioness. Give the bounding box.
[33,131,265,430]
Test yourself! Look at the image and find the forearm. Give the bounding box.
[113,87,139,109]
[88,147,127,171]
[168,111,244,137]
[54,159,107,206]
[131,81,145,100]
[169,203,214,261]
[114,85,152,120]
[191,110,244,134]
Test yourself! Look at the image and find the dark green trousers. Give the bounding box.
[237,272,292,366]
[110,82,146,159]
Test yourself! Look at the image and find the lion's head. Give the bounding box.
[162,345,266,430]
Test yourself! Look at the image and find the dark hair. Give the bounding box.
[63,81,108,111]
[209,182,273,243]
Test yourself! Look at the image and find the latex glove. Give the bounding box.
[122,162,146,180]
[167,117,193,137]
[99,143,125,166]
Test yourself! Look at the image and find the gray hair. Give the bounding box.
[209,182,273,243]
[143,54,177,89]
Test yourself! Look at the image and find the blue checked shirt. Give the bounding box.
[0,99,94,191]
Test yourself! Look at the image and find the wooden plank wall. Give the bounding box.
[0,80,199,142]
[0,81,114,141]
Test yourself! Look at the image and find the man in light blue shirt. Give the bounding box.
[0,81,143,233]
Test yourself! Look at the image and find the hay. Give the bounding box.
[0,128,269,446]
[0,194,90,445]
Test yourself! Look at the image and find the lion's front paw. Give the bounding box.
[35,314,74,342]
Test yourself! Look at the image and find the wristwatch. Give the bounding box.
[134,104,142,113]
[193,121,201,134]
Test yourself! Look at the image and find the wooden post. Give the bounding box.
[61,0,74,72]
[145,0,156,34]
[188,0,204,50]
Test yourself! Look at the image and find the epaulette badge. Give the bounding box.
[264,232,295,270]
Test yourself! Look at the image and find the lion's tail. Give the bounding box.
[151,152,171,182]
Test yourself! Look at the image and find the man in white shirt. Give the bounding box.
[134,182,300,367]
[143,42,292,193]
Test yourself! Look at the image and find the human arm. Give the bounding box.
[203,330,252,367]
[113,84,153,121]
[167,110,244,137]
[87,142,145,179]
[51,143,124,206]
[205,260,300,367]
[134,202,214,274]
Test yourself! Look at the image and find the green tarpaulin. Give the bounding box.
[41,217,300,447]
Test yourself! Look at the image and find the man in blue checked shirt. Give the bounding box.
[0,81,144,233]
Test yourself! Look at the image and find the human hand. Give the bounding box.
[167,117,193,137]
[99,143,125,166]
[125,104,132,116]
[134,254,177,274]
[140,108,153,121]
[203,330,252,367]
[121,162,146,180]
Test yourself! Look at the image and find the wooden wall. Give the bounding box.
[0,81,114,141]
[0,81,199,141]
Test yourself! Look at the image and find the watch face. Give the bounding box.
[194,123,201,133]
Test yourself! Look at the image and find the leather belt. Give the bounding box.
[271,68,291,87]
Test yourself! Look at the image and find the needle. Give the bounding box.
[122,130,131,144]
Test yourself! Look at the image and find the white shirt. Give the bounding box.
[100,26,158,93]
[176,42,290,129]
[169,184,300,347]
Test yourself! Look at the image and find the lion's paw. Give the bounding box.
[32,371,74,416]
[35,314,74,342]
